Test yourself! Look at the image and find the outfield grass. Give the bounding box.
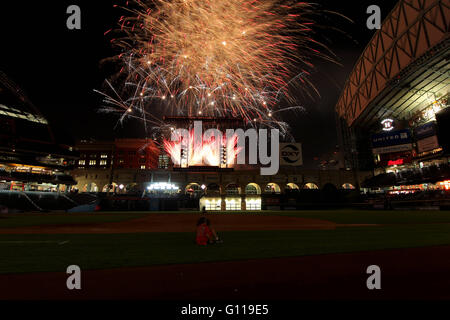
[267,210,450,224]
[1,223,450,274]
[2,210,450,229]
[0,213,147,228]
[194,209,450,224]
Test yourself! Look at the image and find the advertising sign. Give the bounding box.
[379,151,412,166]
[414,122,437,140]
[279,143,303,166]
[372,143,413,155]
[417,135,440,153]
[372,129,411,148]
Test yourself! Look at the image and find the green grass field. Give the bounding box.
[3,210,450,228]
[0,212,147,228]
[1,210,450,274]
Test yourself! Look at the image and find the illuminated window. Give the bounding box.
[225,199,241,211]
[246,198,261,210]
[89,160,96,166]
[245,183,260,195]
[140,165,146,170]
[205,199,221,211]
[265,183,281,193]
[304,183,319,190]
[78,160,85,166]
[100,154,108,159]
[100,160,107,166]
[158,154,170,169]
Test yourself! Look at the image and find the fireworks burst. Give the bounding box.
[98,0,339,135]
[163,129,242,167]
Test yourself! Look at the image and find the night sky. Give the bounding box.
[0,0,398,168]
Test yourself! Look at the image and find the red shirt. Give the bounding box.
[196,223,212,245]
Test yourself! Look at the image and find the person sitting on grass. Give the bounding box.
[196,217,223,245]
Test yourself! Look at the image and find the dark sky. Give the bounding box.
[0,0,398,168]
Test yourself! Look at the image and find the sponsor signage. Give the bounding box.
[379,152,412,166]
[387,159,404,166]
[279,143,303,166]
[414,122,437,140]
[381,118,394,131]
[387,158,411,167]
[417,135,440,153]
[372,143,413,155]
[372,129,411,148]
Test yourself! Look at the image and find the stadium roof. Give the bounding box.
[0,70,48,124]
[0,103,48,124]
[336,0,449,128]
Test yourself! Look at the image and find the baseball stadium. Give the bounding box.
[0,0,450,303]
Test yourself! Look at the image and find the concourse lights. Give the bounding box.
[119,184,124,190]
[147,182,179,191]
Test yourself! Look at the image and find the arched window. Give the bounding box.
[245,183,261,195]
[207,183,221,195]
[265,183,281,194]
[102,182,118,193]
[286,183,300,191]
[185,183,202,195]
[225,184,241,195]
[88,183,98,192]
[303,183,319,190]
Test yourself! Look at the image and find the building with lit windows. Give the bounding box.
[71,117,367,211]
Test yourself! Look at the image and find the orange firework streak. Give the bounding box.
[102,0,337,134]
